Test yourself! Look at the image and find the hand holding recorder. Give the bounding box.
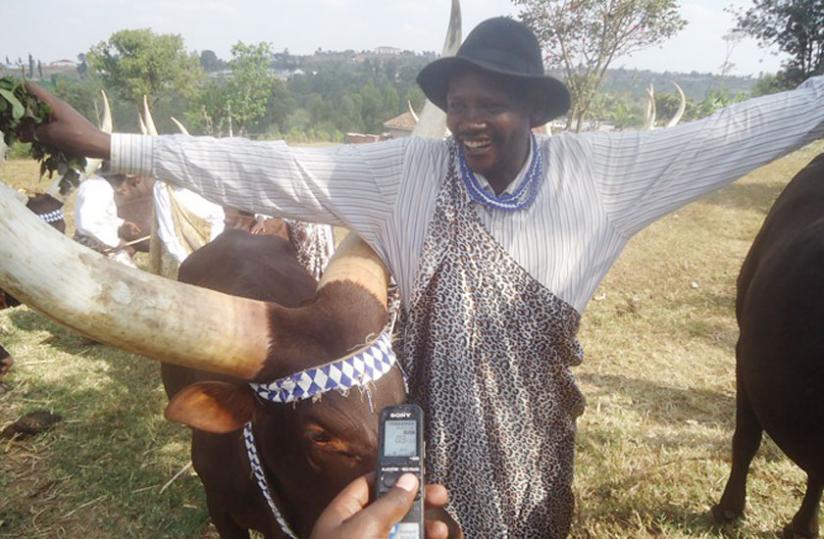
[309,474,450,539]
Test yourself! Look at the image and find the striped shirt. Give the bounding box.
[112,76,824,313]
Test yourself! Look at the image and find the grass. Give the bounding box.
[1,142,823,538]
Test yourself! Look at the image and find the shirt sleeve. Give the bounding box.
[111,135,410,245]
[587,76,824,237]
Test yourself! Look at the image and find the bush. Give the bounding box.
[7,141,32,160]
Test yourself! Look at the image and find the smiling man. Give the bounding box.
[26,16,824,538]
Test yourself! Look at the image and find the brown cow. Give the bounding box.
[0,188,410,537]
[162,229,406,537]
[712,153,824,538]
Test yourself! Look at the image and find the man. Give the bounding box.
[27,17,824,537]
[74,171,140,268]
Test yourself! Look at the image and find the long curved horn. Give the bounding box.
[0,183,390,380]
[407,101,419,124]
[643,84,656,130]
[142,95,159,136]
[412,0,461,139]
[665,82,686,128]
[0,182,270,378]
[319,234,389,307]
[138,112,148,136]
[81,90,112,179]
[170,116,190,135]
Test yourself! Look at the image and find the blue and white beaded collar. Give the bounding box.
[249,331,396,404]
[457,133,543,212]
[37,208,64,224]
[245,331,398,538]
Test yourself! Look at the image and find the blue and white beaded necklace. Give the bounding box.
[457,133,542,212]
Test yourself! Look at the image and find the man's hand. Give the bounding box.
[310,473,453,539]
[250,215,268,235]
[118,221,142,240]
[23,83,111,160]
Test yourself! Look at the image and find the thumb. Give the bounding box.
[346,474,419,535]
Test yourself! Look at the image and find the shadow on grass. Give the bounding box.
[579,372,735,434]
[7,308,166,385]
[1,351,208,537]
[698,181,784,215]
[7,308,99,355]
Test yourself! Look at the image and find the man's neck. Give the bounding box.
[486,139,531,195]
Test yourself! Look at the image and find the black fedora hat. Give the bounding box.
[416,17,570,126]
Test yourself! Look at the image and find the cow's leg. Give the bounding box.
[206,503,250,539]
[783,475,822,539]
[712,360,763,523]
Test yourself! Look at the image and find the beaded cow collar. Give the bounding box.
[245,331,397,538]
[249,331,396,404]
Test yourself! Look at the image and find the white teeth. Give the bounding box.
[464,140,491,149]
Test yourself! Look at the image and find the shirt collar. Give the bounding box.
[470,141,534,197]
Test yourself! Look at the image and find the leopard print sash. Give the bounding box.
[399,142,586,538]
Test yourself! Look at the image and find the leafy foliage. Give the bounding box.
[0,77,85,191]
[515,0,687,131]
[87,29,204,104]
[225,42,276,136]
[731,0,824,91]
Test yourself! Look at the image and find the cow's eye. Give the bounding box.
[307,430,333,445]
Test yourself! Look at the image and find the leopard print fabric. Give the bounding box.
[398,142,586,538]
[284,220,335,282]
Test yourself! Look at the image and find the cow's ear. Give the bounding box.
[165,381,255,433]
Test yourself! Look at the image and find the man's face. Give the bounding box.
[445,68,532,189]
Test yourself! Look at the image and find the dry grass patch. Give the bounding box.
[2,143,823,537]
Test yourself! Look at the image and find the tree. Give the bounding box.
[224,41,275,136]
[87,29,203,103]
[731,0,824,91]
[515,0,687,131]
[200,50,222,72]
[76,53,88,78]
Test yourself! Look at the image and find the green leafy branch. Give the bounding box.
[0,77,86,193]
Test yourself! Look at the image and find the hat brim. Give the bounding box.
[416,56,570,127]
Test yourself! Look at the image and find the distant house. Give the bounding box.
[383,111,417,138]
[48,59,77,68]
[344,132,389,144]
[374,46,402,56]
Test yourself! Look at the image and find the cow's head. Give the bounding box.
[167,342,407,532]
[0,203,402,537]
[155,229,405,534]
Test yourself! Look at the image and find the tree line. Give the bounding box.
[4,0,823,145]
[18,29,432,144]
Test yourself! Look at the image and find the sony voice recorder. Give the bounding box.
[375,403,425,539]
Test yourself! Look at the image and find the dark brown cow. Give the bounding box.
[0,185,415,538]
[162,229,406,538]
[712,153,824,538]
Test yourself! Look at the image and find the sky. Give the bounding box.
[1,0,785,76]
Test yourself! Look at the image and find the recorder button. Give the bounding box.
[382,473,398,489]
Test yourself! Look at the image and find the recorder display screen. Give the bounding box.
[384,419,417,457]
